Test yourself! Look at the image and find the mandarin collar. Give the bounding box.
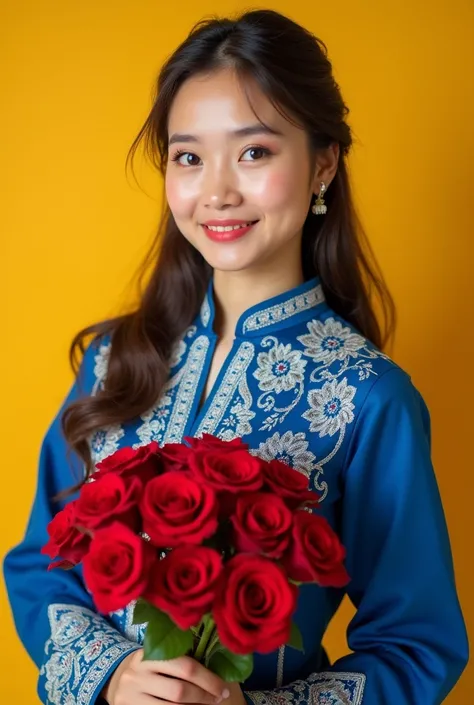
[196,276,325,338]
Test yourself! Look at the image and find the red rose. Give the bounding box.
[263,459,319,509]
[74,474,141,532]
[145,545,223,630]
[41,502,91,566]
[185,433,250,452]
[188,448,263,495]
[82,522,156,614]
[283,510,350,587]
[231,492,292,558]
[213,554,297,655]
[140,472,218,548]
[158,442,192,472]
[94,442,161,484]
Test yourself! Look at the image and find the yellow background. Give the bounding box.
[1,0,472,701]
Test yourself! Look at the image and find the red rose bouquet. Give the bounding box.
[42,434,349,682]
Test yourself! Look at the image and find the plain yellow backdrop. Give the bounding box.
[1,0,472,701]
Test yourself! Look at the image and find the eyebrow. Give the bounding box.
[168,124,283,146]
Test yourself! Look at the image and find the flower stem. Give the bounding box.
[204,630,221,661]
[194,616,216,663]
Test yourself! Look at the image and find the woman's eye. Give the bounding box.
[240,147,270,161]
[170,147,270,166]
[172,151,201,166]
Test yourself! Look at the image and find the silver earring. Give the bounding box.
[312,182,327,215]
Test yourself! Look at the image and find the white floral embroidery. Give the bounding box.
[133,391,174,448]
[109,600,147,643]
[170,339,187,368]
[254,343,307,393]
[243,284,325,334]
[81,288,392,514]
[253,431,316,479]
[252,430,327,499]
[200,293,211,327]
[91,342,111,394]
[255,337,306,432]
[165,336,210,443]
[303,378,356,438]
[89,425,125,465]
[298,317,391,384]
[196,342,255,437]
[169,323,198,369]
[298,318,365,365]
[87,339,125,469]
[40,604,139,705]
[220,375,256,440]
[133,336,209,448]
[245,671,366,705]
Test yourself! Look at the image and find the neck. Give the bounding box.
[212,265,305,340]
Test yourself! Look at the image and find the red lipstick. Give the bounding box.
[201,219,258,242]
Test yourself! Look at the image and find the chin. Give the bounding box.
[196,245,258,273]
[205,258,255,273]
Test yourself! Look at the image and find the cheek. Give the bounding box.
[165,173,196,219]
[251,169,306,211]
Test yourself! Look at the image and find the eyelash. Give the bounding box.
[169,145,272,166]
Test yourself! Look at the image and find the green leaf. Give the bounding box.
[132,598,160,625]
[208,647,254,683]
[287,622,305,653]
[143,609,193,661]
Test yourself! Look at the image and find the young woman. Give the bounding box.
[3,9,468,705]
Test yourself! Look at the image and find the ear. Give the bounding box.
[311,142,340,194]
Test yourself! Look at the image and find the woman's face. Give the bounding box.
[165,67,321,276]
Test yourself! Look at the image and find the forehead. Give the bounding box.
[167,67,295,137]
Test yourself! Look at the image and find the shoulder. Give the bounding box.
[290,307,430,433]
[320,310,427,413]
[288,308,405,397]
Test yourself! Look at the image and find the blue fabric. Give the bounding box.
[3,276,468,704]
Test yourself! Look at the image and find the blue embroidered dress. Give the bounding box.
[3,277,468,705]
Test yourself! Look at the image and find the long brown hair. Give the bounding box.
[62,9,396,486]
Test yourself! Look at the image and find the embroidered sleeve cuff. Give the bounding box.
[38,604,141,705]
[244,671,366,705]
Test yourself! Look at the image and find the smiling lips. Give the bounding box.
[201,219,258,242]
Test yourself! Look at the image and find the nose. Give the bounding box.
[202,163,242,210]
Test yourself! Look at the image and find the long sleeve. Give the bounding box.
[3,339,140,705]
[244,367,468,705]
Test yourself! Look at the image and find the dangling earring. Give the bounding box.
[312,182,327,215]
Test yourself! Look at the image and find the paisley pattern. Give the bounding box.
[39,278,397,703]
[40,604,139,705]
[246,671,366,705]
[220,374,256,440]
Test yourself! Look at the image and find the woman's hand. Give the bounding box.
[102,649,231,705]
[220,681,247,705]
